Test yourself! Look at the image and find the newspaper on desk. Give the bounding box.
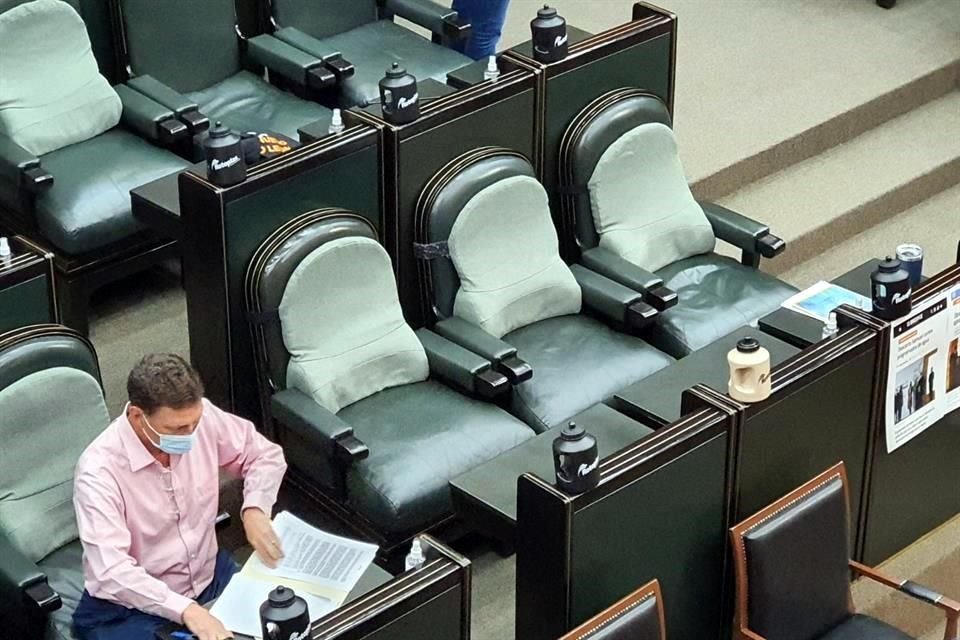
[210,511,378,639]
[780,280,872,323]
[884,283,960,452]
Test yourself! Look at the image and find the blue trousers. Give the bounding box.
[73,550,238,640]
[451,0,511,59]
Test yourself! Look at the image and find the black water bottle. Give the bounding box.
[203,121,246,187]
[379,62,419,125]
[260,586,310,640]
[531,5,568,63]
[553,422,599,494]
[871,256,912,320]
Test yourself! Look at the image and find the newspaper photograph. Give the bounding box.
[945,284,960,411]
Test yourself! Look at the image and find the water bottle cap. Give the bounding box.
[538,5,558,18]
[736,337,760,353]
[560,421,585,440]
[0,237,9,257]
[878,256,903,273]
[209,121,231,138]
[331,109,343,125]
[487,56,498,72]
[386,61,407,78]
[268,585,296,607]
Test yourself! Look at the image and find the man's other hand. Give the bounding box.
[242,507,284,568]
[183,602,233,640]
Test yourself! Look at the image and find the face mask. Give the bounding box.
[141,412,197,456]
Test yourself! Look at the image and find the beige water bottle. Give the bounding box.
[728,337,772,403]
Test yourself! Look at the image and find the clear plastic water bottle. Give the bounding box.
[483,56,500,81]
[404,537,426,571]
[328,108,345,135]
[821,311,838,340]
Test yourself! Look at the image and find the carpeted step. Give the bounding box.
[716,90,960,277]
[780,183,960,289]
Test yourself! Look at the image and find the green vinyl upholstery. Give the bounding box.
[340,379,531,533]
[186,70,330,141]
[274,21,471,107]
[36,129,187,255]
[247,211,533,537]
[0,327,105,640]
[417,150,673,432]
[562,91,796,357]
[118,0,329,139]
[652,254,798,357]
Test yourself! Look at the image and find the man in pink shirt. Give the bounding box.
[71,354,288,640]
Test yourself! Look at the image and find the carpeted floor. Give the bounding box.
[82,1,960,639]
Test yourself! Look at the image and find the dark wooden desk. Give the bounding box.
[0,235,56,333]
[131,167,195,241]
[449,403,654,549]
[614,325,800,427]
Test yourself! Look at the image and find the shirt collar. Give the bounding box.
[117,403,159,472]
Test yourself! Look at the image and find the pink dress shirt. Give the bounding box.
[73,398,287,622]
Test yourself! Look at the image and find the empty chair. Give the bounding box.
[0,325,110,639]
[559,579,666,640]
[559,89,797,357]
[416,148,674,432]
[115,0,331,145]
[0,0,190,333]
[730,462,960,640]
[245,209,534,545]
[266,0,473,107]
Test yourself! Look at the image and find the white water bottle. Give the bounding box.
[821,312,838,339]
[328,108,345,135]
[404,537,426,571]
[483,56,500,81]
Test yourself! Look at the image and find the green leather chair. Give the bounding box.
[245,209,534,545]
[0,325,109,640]
[115,0,333,147]
[415,148,674,433]
[558,89,798,358]
[265,0,473,107]
[0,0,191,334]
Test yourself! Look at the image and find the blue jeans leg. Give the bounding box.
[451,0,511,59]
[73,550,239,640]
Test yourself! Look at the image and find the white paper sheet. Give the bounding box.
[209,512,378,638]
[780,280,872,322]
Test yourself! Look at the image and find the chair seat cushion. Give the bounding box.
[652,253,797,357]
[38,539,84,640]
[36,129,188,255]
[504,314,674,432]
[187,71,330,141]
[339,379,533,534]
[275,22,472,107]
[818,614,913,640]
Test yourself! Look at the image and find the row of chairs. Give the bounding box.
[0,0,471,332]
[564,464,960,640]
[241,90,798,548]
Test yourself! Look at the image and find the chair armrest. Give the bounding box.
[248,34,352,90]
[0,529,61,616]
[0,132,52,196]
[434,317,532,384]
[383,0,471,39]
[270,389,368,465]
[850,560,960,620]
[581,246,677,311]
[126,75,209,134]
[115,84,187,145]
[570,264,658,331]
[700,201,786,263]
[416,328,509,399]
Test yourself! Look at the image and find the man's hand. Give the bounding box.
[183,602,233,640]
[243,507,284,568]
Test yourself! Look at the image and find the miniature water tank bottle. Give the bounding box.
[260,585,310,640]
[727,337,772,403]
[531,5,568,63]
[552,422,599,494]
[871,257,911,320]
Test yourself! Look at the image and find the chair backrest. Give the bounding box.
[269,0,378,39]
[559,579,666,640]
[415,148,581,338]
[559,89,715,272]
[730,463,853,640]
[246,209,428,415]
[116,0,240,93]
[0,325,109,562]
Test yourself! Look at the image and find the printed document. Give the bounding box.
[780,280,872,322]
[210,511,378,638]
